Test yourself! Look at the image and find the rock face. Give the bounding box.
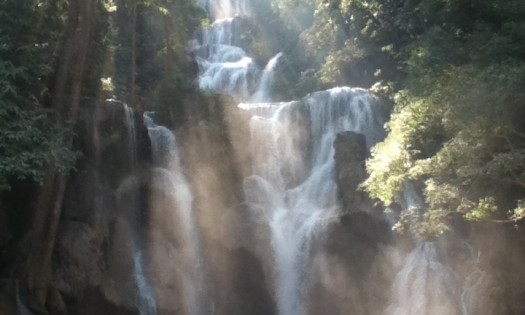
[308,212,394,315]
[174,93,275,315]
[451,222,525,315]
[2,91,524,315]
[334,131,378,215]
[53,100,152,314]
[0,100,151,315]
[306,130,394,315]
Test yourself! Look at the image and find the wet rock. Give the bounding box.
[309,212,393,315]
[52,100,152,314]
[325,213,392,273]
[68,287,138,315]
[230,248,275,315]
[333,131,377,214]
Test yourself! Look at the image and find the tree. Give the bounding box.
[362,0,525,239]
[22,0,106,311]
[113,0,204,120]
[0,0,75,191]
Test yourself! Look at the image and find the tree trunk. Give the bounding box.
[51,0,81,122]
[26,0,100,311]
[163,13,174,71]
[26,171,67,312]
[69,0,98,119]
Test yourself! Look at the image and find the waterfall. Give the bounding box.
[118,103,158,315]
[134,251,158,315]
[400,181,425,211]
[460,267,486,315]
[135,1,521,314]
[196,15,259,100]
[194,2,286,102]
[145,113,208,315]
[194,2,388,314]
[240,88,385,315]
[385,242,462,315]
[253,52,283,102]
[123,103,137,160]
[201,0,249,19]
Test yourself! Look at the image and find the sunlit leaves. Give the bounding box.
[465,197,499,222]
[268,0,525,236]
[511,200,525,219]
[365,60,525,231]
[392,206,448,240]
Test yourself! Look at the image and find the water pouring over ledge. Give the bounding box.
[199,0,249,20]
[240,87,386,315]
[385,242,462,315]
[137,0,525,314]
[145,113,209,315]
[194,2,389,315]
[193,2,466,315]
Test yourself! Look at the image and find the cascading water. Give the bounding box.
[123,103,137,159]
[193,2,493,315]
[194,2,389,315]
[385,242,462,315]
[401,182,425,210]
[145,114,207,315]
[195,0,283,102]
[199,0,249,19]
[134,1,523,314]
[240,88,385,315]
[134,250,159,315]
[253,52,283,102]
[120,103,158,315]
[196,12,258,100]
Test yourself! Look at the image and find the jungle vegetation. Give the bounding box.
[1,0,525,246]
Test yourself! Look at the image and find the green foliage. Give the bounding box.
[0,0,77,191]
[366,62,525,226]
[511,200,525,219]
[393,207,448,240]
[0,103,77,190]
[363,89,444,206]
[465,197,498,222]
[357,0,525,236]
[113,0,205,112]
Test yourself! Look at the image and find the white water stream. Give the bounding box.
[194,2,389,315]
[385,242,462,315]
[240,88,385,315]
[176,1,484,315]
[145,113,207,315]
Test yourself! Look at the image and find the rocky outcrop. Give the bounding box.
[333,131,378,215]
[230,248,275,315]
[0,101,152,315]
[51,100,151,315]
[306,130,394,315]
[309,212,393,315]
[178,93,275,314]
[40,102,150,314]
